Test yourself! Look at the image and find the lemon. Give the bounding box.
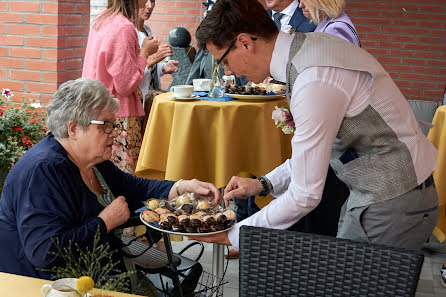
[76,276,95,293]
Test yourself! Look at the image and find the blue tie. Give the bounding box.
[273,12,284,30]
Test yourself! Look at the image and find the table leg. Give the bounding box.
[212,243,225,296]
[163,233,183,297]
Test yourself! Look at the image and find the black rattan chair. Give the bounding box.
[239,226,424,297]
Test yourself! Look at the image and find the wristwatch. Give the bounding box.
[257,176,273,197]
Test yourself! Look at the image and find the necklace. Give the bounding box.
[67,153,95,188]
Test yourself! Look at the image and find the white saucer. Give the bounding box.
[169,94,199,100]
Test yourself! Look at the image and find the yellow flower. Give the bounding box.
[76,276,95,294]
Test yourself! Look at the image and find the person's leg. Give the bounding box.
[338,184,438,250]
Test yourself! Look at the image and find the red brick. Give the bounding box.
[415,36,442,44]
[432,29,446,37]
[413,81,437,89]
[393,4,418,11]
[405,28,431,35]
[26,14,58,25]
[403,43,430,50]
[378,56,402,64]
[413,51,440,59]
[391,35,416,42]
[10,2,41,12]
[74,47,86,58]
[66,59,82,70]
[26,37,58,48]
[418,20,444,28]
[27,82,57,94]
[42,49,57,60]
[0,24,6,34]
[9,47,41,59]
[59,3,75,13]
[0,35,24,46]
[362,40,378,48]
[427,59,446,67]
[83,15,90,25]
[0,2,6,11]
[73,25,90,36]
[0,68,7,79]
[402,58,426,65]
[367,33,390,40]
[75,3,90,14]
[392,19,418,27]
[0,58,24,69]
[10,70,41,81]
[26,60,57,71]
[63,15,82,25]
[175,2,199,8]
[176,16,197,23]
[42,3,58,13]
[424,89,444,97]
[387,64,413,72]
[65,37,82,47]
[430,44,446,52]
[368,18,393,26]
[394,79,412,87]
[379,41,403,49]
[401,87,422,96]
[42,72,58,83]
[42,95,53,105]
[9,24,41,35]
[413,66,439,74]
[355,25,380,33]
[0,13,25,23]
[382,26,405,34]
[407,13,435,20]
[41,26,57,37]
[0,80,24,92]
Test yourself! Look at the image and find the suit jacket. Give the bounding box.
[267,7,316,33]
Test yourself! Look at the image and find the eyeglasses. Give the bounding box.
[216,39,236,69]
[90,120,116,134]
[216,37,258,70]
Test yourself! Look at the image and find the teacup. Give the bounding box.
[41,278,78,297]
[170,85,194,98]
[192,79,211,91]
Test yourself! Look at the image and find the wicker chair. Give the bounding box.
[239,226,424,297]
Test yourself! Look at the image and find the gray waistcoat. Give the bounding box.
[285,32,437,210]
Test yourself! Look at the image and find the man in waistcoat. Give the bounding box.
[189,0,438,252]
[266,0,315,33]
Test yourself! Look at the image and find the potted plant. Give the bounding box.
[0,89,47,193]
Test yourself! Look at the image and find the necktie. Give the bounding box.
[273,12,284,30]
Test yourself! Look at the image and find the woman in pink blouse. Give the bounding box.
[82,0,158,174]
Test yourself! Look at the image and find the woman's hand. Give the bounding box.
[162,60,180,74]
[140,36,159,59]
[147,44,173,66]
[223,176,263,206]
[188,230,231,246]
[170,178,222,205]
[98,196,130,232]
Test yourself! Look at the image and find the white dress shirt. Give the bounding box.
[227,32,372,249]
[271,0,299,29]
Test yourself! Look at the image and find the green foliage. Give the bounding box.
[0,89,47,172]
[42,227,135,294]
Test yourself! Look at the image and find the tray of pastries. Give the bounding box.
[140,193,236,236]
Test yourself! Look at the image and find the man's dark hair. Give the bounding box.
[196,0,277,50]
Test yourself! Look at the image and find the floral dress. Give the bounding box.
[111,116,143,175]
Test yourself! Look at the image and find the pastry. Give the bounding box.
[142,210,160,222]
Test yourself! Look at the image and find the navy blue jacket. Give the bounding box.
[267,7,316,33]
[0,134,174,279]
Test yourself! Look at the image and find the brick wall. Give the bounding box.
[345,1,445,102]
[1,1,444,104]
[0,0,90,105]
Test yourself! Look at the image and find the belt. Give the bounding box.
[414,174,434,190]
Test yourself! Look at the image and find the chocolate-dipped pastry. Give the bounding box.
[174,210,183,216]
[179,203,194,214]
[185,226,197,233]
[178,215,190,227]
[198,225,211,233]
[154,207,171,215]
[213,224,225,231]
[159,221,172,230]
[214,213,227,225]
[224,219,235,229]
[189,214,203,228]
[203,215,215,226]
[142,210,160,222]
[160,213,178,225]
[223,209,236,221]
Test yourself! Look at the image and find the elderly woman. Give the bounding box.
[0,78,221,280]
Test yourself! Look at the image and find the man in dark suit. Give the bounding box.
[266,0,316,32]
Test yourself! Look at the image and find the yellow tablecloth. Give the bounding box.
[136,93,292,192]
[0,272,143,297]
[428,105,446,242]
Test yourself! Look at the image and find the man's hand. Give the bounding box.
[223,176,263,206]
[188,230,231,246]
[98,196,130,232]
[180,179,222,205]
